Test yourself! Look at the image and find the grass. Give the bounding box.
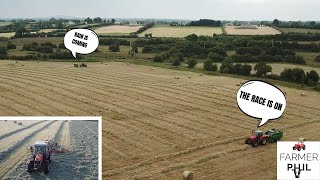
[131,60,320,92]
[279,28,320,34]
[0,32,15,38]
[138,25,223,37]
[0,22,12,27]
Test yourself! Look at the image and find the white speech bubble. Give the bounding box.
[236,80,286,127]
[64,29,99,58]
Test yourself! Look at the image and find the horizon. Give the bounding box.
[1,0,320,21]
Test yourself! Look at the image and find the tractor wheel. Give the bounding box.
[293,146,296,150]
[261,138,267,145]
[303,145,306,150]
[245,138,250,144]
[28,161,34,173]
[43,160,49,174]
[298,147,301,151]
[251,140,258,147]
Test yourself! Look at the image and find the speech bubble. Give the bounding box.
[64,29,99,58]
[236,80,286,127]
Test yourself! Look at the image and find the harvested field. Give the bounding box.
[0,120,98,179]
[95,25,143,35]
[38,29,59,33]
[0,61,319,179]
[139,26,223,37]
[0,32,15,38]
[225,26,281,35]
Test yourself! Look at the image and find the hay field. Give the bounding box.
[0,22,12,27]
[0,32,15,38]
[0,120,98,179]
[139,26,223,37]
[279,28,320,34]
[0,61,319,179]
[225,26,281,35]
[95,25,143,35]
[38,29,58,33]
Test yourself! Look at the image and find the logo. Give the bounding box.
[277,141,320,180]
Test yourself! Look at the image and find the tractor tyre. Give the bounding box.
[303,145,306,150]
[28,161,34,173]
[298,147,301,151]
[261,138,267,145]
[245,138,250,144]
[293,146,296,150]
[44,160,49,174]
[251,140,258,147]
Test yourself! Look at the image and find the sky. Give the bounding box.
[1,0,320,21]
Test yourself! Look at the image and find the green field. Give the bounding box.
[0,22,12,27]
[0,32,15,38]
[279,28,320,34]
[139,25,223,37]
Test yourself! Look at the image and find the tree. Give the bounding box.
[111,19,115,24]
[220,60,235,74]
[109,44,120,52]
[273,19,280,26]
[207,52,225,62]
[254,62,272,77]
[305,70,319,85]
[185,34,198,41]
[186,59,198,68]
[315,55,320,62]
[85,17,93,24]
[203,59,217,71]
[172,57,181,66]
[93,17,103,24]
[239,64,252,76]
[15,27,26,38]
[7,42,16,49]
[310,21,316,27]
[0,46,7,55]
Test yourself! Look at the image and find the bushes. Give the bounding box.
[109,44,120,52]
[315,55,320,62]
[186,59,198,68]
[203,59,217,71]
[0,46,7,55]
[185,34,198,41]
[22,42,55,53]
[254,62,272,77]
[284,55,306,64]
[220,61,235,74]
[7,43,16,49]
[280,68,319,85]
[236,46,262,56]
[49,51,76,59]
[232,54,257,63]
[136,23,155,34]
[153,54,167,62]
[207,52,225,62]
[238,64,252,76]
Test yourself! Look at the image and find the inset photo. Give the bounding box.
[0,117,102,180]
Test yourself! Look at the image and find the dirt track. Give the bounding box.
[0,61,319,179]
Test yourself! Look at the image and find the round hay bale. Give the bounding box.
[16,61,19,63]
[200,73,203,76]
[21,64,24,66]
[151,68,154,70]
[236,83,241,86]
[182,171,193,180]
[13,121,17,123]
[283,91,287,95]
[188,75,192,78]
[18,122,22,125]
[174,76,180,79]
[241,81,245,84]
[301,92,306,96]
[105,63,108,65]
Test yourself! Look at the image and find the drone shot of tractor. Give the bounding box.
[0,120,98,179]
[245,129,283,147]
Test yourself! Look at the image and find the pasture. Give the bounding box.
[225,26,281,35]
[94,25,143,35]
[139,25,223,37]
[279,28,320,34]
[0,61,318,179]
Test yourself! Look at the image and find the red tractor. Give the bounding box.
[28,140,53,174]
[245,130,267,147]
[293,141,306,151]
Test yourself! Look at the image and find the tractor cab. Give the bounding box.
[251,130,263,139]
[28,141,52,174]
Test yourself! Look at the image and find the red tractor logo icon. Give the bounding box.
[293,141,306,151]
